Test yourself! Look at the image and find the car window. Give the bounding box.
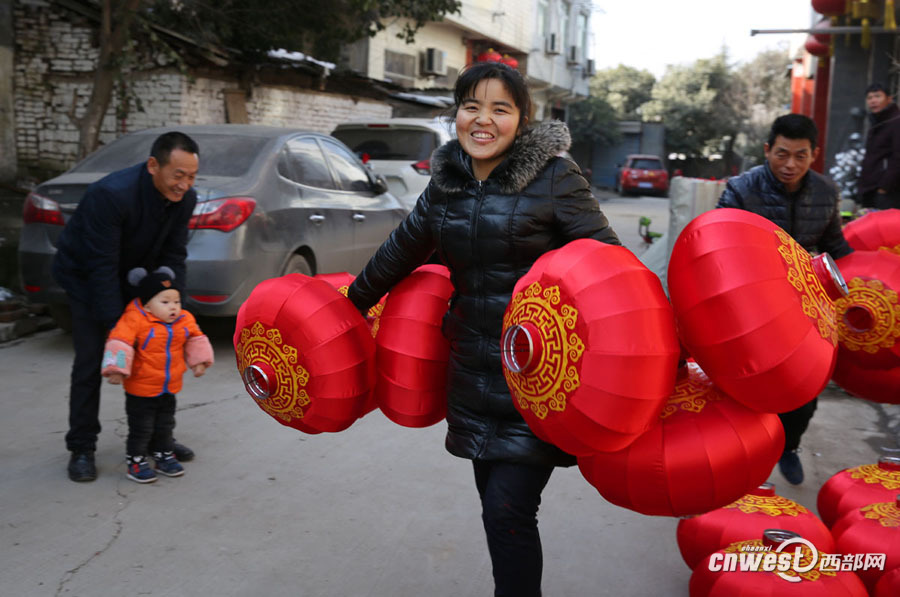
[630,158,663,170]
[283,137,336,189]
[72,133,269,177]
[331,128,439,161]
[320,139,372,193]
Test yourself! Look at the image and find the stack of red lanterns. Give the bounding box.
[818,456,900,527]
[690,529,867,596]
[831,495,900,591]
[677,482,835,568]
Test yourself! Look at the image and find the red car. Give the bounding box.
[616,154,669,197]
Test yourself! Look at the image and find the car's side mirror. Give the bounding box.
[372,174,389,195]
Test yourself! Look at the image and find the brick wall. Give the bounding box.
[12,0,392,177]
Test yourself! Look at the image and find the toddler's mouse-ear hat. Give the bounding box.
[128,266,178,305]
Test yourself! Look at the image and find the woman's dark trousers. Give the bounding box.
[473,460,554,597]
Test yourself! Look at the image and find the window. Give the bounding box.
[537,0,550,38]
[576,13,588,57]
[320,139,372,192]
[630,158,663,170]
[281,137,335,189]
[384,50,417,87]
[331,128,440,161]
[559,1,570,47]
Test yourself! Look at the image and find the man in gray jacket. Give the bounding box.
[717,113,852,485]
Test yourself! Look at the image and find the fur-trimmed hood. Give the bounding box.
[430,120,572,195]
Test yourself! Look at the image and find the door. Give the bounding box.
[319,138,406,272]
[276,136,356,274]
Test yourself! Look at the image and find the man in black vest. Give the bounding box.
[718,114,853,485]
[858,82,900,209]
[53,132,200,482]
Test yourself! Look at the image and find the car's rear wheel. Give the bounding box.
[283,254,312,276]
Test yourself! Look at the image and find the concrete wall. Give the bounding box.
[11,0,392,176]
[0,0,16,182]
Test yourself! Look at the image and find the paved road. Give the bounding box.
[1,193,898,597]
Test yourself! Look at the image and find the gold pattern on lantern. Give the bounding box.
[722,539,836,581]
[861,502,900,528]
[848,463,900,489]
[237,322,310,422]
[724,494,809,517]
[502,282,584,420]
[775,229,838,344]
[835,277,900,352]
[659,362,722,419]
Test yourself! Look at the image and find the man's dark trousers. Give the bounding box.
[779,397,818,453]
[65,298,109,453]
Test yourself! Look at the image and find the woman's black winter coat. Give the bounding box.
[348,121,620,467]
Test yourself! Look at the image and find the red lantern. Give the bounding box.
[832,251,900,375]
[501,238,680,456]
[667,208,845,413]
[677,482,835,569]
[234,274,376,434]
[374,264,453,428]
[875,565,900,597]
[831,496,900,591]
[477,48,503,63]
[500,54,519,69]
[812,0,849,16]
[818,456,900,527]
[843,209,900,254]
[577,363,784,517]
[813,18,834,43]
[690,530,867,596]
[832,359,900,403]
[805,34,831,56]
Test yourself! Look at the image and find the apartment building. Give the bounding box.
[341,0,594,121]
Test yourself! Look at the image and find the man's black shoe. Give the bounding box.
[172,442,194,462]
[68,451,97,482]
[778,450,804,485]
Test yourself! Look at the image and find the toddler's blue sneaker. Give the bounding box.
[153,451,184,477]
[126,455,157,484]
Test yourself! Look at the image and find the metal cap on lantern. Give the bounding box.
[500,238,681,456]
[667,208,845,413]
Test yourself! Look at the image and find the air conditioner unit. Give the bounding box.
[567,45,580,64]
[421,48,448,76]
[584,59,596,78]
[545,33,560,55]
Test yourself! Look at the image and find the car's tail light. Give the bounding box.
[22,192,64,226]
[189,295,228,303]
[24,285,41,293]
[189,197,256,232]
[412,159,431,175]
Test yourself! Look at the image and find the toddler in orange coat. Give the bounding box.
[102,267,214,483]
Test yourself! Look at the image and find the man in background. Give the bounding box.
[53,132,200,482]
[858,82,900,209]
